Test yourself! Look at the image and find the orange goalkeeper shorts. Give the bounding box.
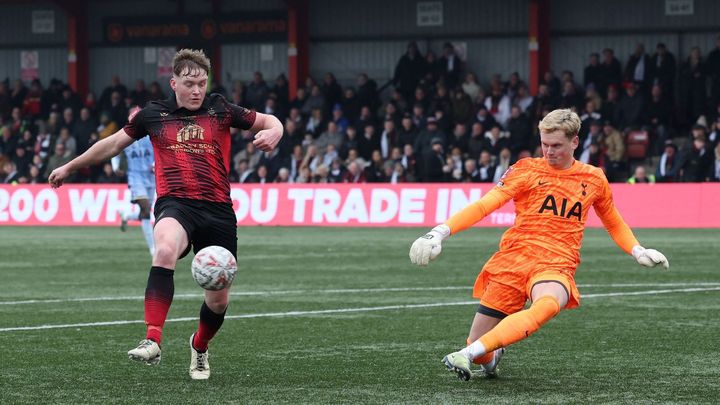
[472,246,581,316]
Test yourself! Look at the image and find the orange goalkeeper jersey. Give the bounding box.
[446,158,639,268]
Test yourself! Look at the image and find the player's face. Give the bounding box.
[540,129,578,170]
[171,69,208,111]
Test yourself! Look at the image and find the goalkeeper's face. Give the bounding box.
[540,130,578,170]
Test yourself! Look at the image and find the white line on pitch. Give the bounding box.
[2,283,720,306]
[1,286,719,333]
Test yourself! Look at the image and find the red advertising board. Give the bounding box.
[0,183,717,228]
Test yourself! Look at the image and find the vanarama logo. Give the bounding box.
[177,123,205,142]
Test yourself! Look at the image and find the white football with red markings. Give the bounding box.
[191,246,237,290]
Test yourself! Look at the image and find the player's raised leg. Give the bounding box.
[128,217,188,365]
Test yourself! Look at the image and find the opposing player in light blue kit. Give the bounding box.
[113,107,156,255]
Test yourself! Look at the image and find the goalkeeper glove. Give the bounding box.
[632,245,669,269]
[409,224,451,266]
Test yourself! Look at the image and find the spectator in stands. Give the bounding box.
[321,73,342,119]
[650,43,676,102]
[624,43,652,95]
[560,80,582,111]
[484,87,512,128]
[98,75,127,113]
[679,47,707,126]
[248,164,271,184]
[272,74,289,115]
[22,80,43,120]
[579,141,608,172]
[706,35,720,108]
[615,82,645,130]
[507,105,533,155]
[246,71,270,111]
[584,52,603,91]
[234,159,254,184]
[422,50,441,88]
[0,125,16,157]
[400,144,417,181]
[681,134,712,182]
[438,42,462,90]
[315,121,344,153]
[627,165,655,183]
[378,118,398,159]
[476,150,496,183]
[57,127,77,157]
[45,142,74,181]
[11,145,31,178]
[358,122,380,161]
[600,48,623,98]
[10,79,28,109]
[357,73,380,114]
[579,98,603,140]
[148,81,165,103]
[461,158,479,182]
[709,115,720,150]
[423,137,446,182]
[0,81,11,120]
[514,83,535,116]
[481,124,510,157]
[328,157,345,183]
[414,116,445,165]
[305,107,325,137]
[129,80,148,107]
[74,107,97,155]
[707,142,720,181]
[602,121,626,182]
[542,71,561,101]
[448,123,469,155]
[645,84,673,155]
[656,140,683,182]
[341,87,360,126]
[343,160,366,183]
[393,41,426,103]
[461,72,481,101]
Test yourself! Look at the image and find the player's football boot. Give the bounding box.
[189,333,210,380]
[442,352,472,381]
[127,339,161,365]
[118,210,128,232]
[480,348,505,377]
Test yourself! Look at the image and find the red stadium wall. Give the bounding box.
[0,183,718,228]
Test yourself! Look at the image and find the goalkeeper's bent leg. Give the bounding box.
[461,296,561,360]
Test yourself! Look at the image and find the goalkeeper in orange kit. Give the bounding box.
[409,109,669,380]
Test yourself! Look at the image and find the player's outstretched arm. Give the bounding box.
[409,224,451,266]
[632,245,670,269]
[409,188,509,266]
[48,129,135,188]
[250,112,283,152]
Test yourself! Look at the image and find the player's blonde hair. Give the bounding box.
[538,109,581,140]
[173,49,211,77]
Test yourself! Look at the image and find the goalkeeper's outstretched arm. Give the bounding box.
[596,202,670,269]
[409,188,510,266]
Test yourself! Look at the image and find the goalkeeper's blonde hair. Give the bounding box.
[538,109,581,140]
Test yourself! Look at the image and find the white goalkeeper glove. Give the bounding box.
[632,245,669,269]
[409,224,451,266]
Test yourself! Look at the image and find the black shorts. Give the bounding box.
[153,196,237,259]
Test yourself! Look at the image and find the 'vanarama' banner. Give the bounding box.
[0,183,717,228]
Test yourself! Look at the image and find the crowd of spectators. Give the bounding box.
[2,36,720,185]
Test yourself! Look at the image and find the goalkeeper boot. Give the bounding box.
[127,339,161,365]
[189,333,210,380]
[480,348,505,378]
[442,351,472,381]
[118,210,128,232]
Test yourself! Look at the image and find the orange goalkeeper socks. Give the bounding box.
[478,295,561,353]
[467,338,495,365]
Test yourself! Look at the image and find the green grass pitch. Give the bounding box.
[1,226,719,404]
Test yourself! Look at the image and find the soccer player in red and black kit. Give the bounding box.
[48,49,283,380]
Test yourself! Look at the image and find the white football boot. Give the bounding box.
[127,339,161,365]
[442,352,472,381]
[189,333,210,380]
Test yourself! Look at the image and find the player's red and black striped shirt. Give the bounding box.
[123,93,256,203]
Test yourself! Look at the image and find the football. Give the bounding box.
[191,246,237,290]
